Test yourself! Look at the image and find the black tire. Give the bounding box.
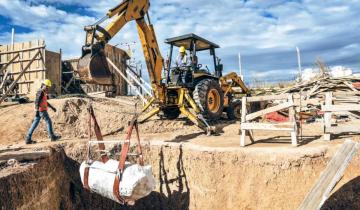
[162,107,181,120]
[226,100,242,120]
[193,79,224,120]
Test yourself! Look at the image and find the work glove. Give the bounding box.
[35,111,40,118]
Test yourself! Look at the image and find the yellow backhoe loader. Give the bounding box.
[77,0,249,134]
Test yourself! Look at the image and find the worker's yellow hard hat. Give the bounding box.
[179,46,186,53]
[42,79,52,87]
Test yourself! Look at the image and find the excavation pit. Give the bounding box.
[1,141,359,210]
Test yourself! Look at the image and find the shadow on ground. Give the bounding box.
[321,176,360,210]
[247,135,321,146]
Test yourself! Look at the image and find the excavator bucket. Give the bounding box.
[77,50,113,85]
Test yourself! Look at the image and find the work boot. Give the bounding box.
[51,135,61,142]
[25,139,37,144]
[25,136,36,144]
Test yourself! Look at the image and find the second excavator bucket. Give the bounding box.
[77,49,113,85]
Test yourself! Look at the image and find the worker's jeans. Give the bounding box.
[26,111,55,141]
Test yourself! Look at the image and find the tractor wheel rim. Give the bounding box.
[234,106,242,119]
[207,89,220,113]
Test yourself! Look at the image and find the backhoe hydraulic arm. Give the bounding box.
[77,0,215,134]
[78,0,164,101]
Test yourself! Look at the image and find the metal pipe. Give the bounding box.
[296,46,302,82]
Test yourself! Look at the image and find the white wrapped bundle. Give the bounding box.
[79,159,155,204]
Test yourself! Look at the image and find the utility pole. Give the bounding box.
[238,52,243,80]
[296,46,302,82]
[10,28,15,74]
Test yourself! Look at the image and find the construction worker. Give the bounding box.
[25,79,61,144]
[175,46,190,67]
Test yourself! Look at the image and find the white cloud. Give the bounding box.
[0,0,96,58]
[1,0,360,81]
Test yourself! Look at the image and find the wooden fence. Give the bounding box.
[0,39,61,98]
[322,91,360,140]
[240,94,298,147]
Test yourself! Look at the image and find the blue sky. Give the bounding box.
[1,0,360,83]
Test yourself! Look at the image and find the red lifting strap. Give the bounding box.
[89,105,109,163]
[82,104,109,190]
[112,116,144,204]
[83,166,91,190]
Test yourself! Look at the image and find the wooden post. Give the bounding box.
[288,94,298,146]
[240,96,247,147]
[323,92,332,141]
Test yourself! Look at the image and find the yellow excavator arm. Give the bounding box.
[78,0,165,100]
[220,72,249,94]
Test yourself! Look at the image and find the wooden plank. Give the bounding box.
[343,81,358,92]
[333,91,360,97]
[0,40,46,97]
[245,101,293,121]
[0,54,20,91]
[0,53,19,74]
[10,68,46,74]
[306,84,320,99]
[246,94,289,102]
[0,50,41,103]
[107,58,148,104]
[240,96,247,147]
[326,125,360,134]
[298,140,359,210]
[241,122,294,131]
[322,104,360,112]
[126,66,152,96]
[332,111,360,119]
[0,150,50,162]
[0,45,45,55]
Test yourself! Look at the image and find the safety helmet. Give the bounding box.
[179,46,186,53]
[42,79,52,87]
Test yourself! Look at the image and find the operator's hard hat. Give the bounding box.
[42,79,52,87]
[179,46,186,53]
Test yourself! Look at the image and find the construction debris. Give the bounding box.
[281,76,360,99]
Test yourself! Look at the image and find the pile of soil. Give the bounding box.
[0,97,200,145]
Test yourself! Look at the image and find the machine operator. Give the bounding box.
[175,46,191,67]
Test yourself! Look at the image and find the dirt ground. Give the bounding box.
[1,96,359,148]
[1,96,360,210]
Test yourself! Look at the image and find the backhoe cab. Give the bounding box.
[163,33,247,120]
[165,33,222,85]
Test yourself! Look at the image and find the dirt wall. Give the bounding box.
[1,143,359,210]
[64,142,360,210]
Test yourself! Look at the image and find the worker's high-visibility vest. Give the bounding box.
[39,92,48,112]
